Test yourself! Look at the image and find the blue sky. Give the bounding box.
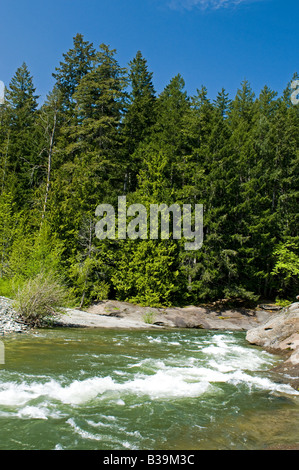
[0,0,297,104]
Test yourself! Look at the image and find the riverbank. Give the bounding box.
[246,302,299,390]
[57,299,299,390]
[0,295,277,333]
[0,296,29,335]
[1,295,299,389]
[55,299,274,331]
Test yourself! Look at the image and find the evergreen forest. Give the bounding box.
[0,34,298,309]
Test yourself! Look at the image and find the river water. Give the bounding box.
[0,328,298,450]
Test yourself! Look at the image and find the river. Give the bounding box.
[0,328,298,450]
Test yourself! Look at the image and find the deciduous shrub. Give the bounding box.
[13,273,69,327]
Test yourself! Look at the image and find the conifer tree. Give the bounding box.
[64,43,127,206]
[4,63,39,206]
[34,86,64,228]
[150,74,190,190]
[111,149,182,307]
[48,43,127,275]
[0,192,17,278]
[122,51,156,192]
[0,37,298,306]
[52,33,96,113]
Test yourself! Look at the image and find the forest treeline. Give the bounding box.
[0,33,298,308]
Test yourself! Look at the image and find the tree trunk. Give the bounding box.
[41,113,57,227]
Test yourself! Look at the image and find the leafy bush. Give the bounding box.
[8,223,65,281]
[12,273,69,327]
[0,277,15,298]
[271,242,299,297]
[223,286,259,303]
[275,298,292,308]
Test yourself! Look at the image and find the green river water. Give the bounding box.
[0,327,299,450]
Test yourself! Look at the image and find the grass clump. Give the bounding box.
[142,310,156,324]
[13,272,69,327]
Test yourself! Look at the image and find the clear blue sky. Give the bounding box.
[0,0,297,104]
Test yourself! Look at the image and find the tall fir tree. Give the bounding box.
[49,43,127,273]
[121,51,157,192]
[4,63,39,207]
[52,33,96,114]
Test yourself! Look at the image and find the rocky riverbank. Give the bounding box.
[57,300,299,389]
[0,295,285,334]
[1,294,299,389]
[55,299,274,331]
[246,302,299,390]
[0,297,29,335]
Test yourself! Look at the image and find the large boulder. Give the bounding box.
[246,302,299,352]
[246,302,299,388]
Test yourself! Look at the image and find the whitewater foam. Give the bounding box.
[0,330,298,423]
[1,363,296,416]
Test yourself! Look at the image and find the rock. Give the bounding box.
[0,296,29,335]
[258,304,282,311]
[277,333,299,355]
[82,300,272,331]
[0,295,276,334]
[163,305,265,331]
[246,302,299,351]
[54,307,164,330]
[246,302,299,388]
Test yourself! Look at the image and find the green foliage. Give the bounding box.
[69,254,110,307]
[142,310,156,324]
[0,192,18,278]
[0,35,298,308]
[222,286,260,303]
[0,277,15,298]
[271,242,299,296]
[8,223,65,282]
[12,272,70,327]
[275,298,292,308]
[111,239,181,307]
[4,63,39,205]
[67,217,112,307]
[52,33,96,112]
